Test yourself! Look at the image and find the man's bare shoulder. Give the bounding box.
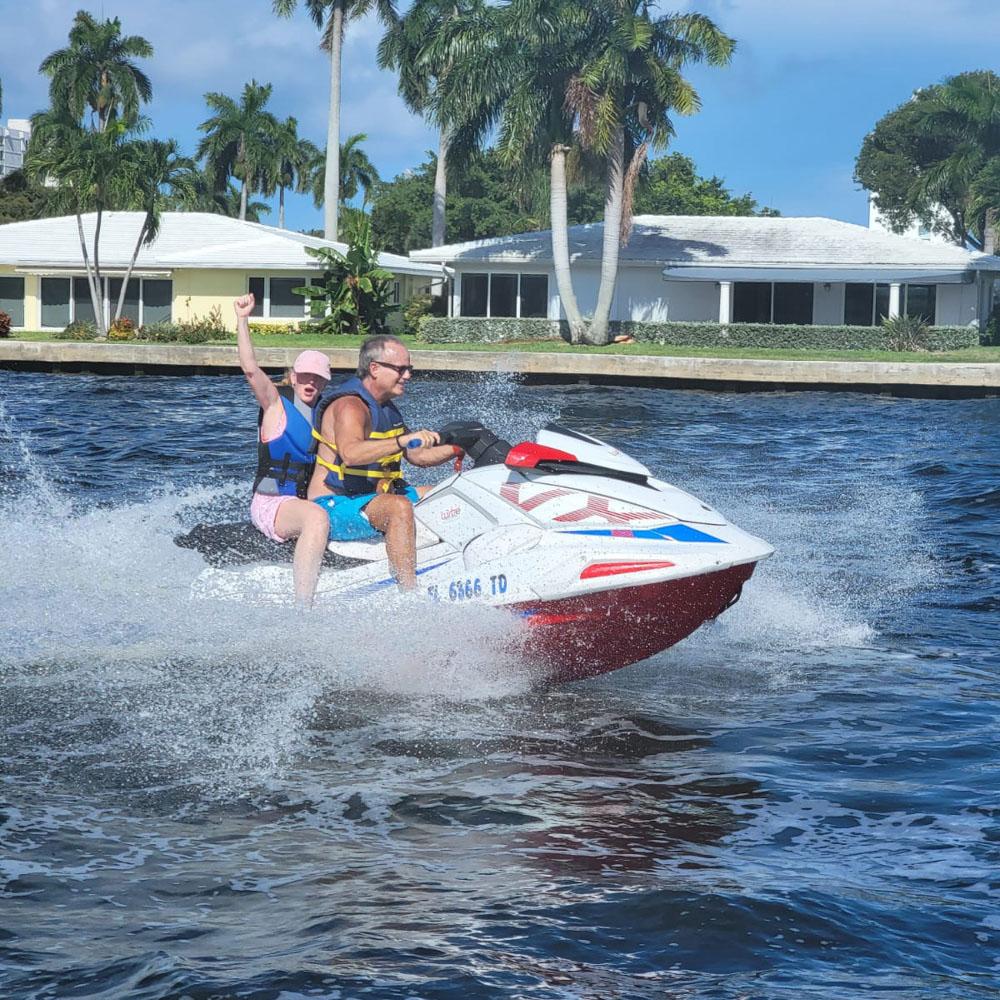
[327,393,369,427]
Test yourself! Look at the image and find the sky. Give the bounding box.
[2,0,999,236]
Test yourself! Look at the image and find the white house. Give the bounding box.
[409,215,1000,329]
[0,212,441,331]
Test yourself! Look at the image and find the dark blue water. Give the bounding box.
[1,370,997,1000]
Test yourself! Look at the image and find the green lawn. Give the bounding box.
[7,330,999,365]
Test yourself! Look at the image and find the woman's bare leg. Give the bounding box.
[275,498,331,607]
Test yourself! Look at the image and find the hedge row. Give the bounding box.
[53,318,226,344]
[420,317,981,351]
[421,317,568,343]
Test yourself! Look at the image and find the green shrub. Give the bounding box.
[880,313,928,351]
[249,320,301,335]
[0,311,10,338]
[983,306,1000,346]
[177,324,210,344]
[56,319,98,340]
[402,294,433,337]
[142,321,180,342]
[421,317,981,351]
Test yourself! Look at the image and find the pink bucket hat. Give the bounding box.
[293,349,332,380]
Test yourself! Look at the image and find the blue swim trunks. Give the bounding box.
[313,488,420,541]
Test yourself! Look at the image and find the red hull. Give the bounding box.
[510,563,757,682]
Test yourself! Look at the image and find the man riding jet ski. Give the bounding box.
[178,419,773,683]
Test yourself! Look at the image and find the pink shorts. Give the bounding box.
[250,492,296,543]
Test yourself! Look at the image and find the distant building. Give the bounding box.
[410,215,1000,330]
[0,119,31,179]
[867,193,954,246]
[0,212,440,330]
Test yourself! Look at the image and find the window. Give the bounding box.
[108,279,140,325]
[73,277,97,323]
[905,284,936,322]
[461,273,488,316]
[490,274,518,317]
[733,282,814,325]
[459,272,549,318]
[520,274,548,318]
[392,280,401,306]
[844,283,875,326]
[875,284,891,323]
[270,277,305,318]
[773,283,814,325]
[38,277,172,327]
[247,276,315,318]
[41,277,71,328]
[0,276,24,327]
[733,283,772,323]
[143,280,172,324]
[248,277,265,316]
[843,283,931,325]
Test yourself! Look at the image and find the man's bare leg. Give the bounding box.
[275,498,331,607]
[364,493,417,589]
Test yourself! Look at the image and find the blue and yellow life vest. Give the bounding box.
[253,385,316,498]
[312,376,406,496]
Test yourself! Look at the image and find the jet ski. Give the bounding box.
[176,422,773,682]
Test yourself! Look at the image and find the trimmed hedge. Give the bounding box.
[420,316,981,351]
[421,317,569,343]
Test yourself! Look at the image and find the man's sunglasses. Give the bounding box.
[375,360,415,376]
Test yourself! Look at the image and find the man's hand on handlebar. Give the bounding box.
[401,429,441,450]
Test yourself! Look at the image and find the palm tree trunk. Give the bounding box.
[279,185,286,229]
[115,218,149,322]
[240,178,248,221]
[91,207,108,337]
[432,126,448,247]
[77,212,105,337]
[324,0,345,241]
[985,208,997,255]
[549,143,585,343]
[588,124,625,347]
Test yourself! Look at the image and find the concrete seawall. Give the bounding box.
[2,340,998,397]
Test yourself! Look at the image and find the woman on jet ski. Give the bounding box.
[236,294,332,607]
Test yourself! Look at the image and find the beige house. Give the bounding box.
[0,211,441,331]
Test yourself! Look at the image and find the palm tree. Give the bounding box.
[196,80,279,221]
[272,0,397,240]
[377,0,490,247]
[265,117,319,228]
[39,10,153,132]
[167,163,272,222]
[113,139,195,321]
[302,134,379,213]
[573,2,734,343]
[27,110,137,336]
[442,0,594,340]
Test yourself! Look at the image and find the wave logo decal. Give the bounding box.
[562,525,727,544]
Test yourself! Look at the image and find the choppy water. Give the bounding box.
[0,369,997,1000]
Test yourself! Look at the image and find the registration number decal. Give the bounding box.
[427,574,508,601]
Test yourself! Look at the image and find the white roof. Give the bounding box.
[409,215,1000,276]
[0,212,441,278]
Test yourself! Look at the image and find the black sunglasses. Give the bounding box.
[375,360,415,376]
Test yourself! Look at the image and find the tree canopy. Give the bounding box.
[855,70,1000,249]
[369,148,769,254]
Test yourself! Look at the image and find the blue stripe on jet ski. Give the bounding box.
[561,524,727,543]
[347,559,454,596]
